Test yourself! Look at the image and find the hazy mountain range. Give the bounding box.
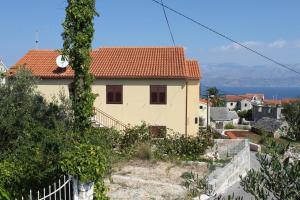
[201,63,300,87]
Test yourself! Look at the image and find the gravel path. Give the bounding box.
[106,160,208,200]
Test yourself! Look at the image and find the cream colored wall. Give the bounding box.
[37,79,72,101]
[92,79,187,135]
[37,78,199,135]
[186,80,200,136]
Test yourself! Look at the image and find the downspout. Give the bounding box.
[185,81,188,137]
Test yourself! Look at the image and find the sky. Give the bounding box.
[1,0,300,68]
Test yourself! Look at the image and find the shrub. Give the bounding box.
[224,123,235,129]
[60,144,110,200]
[120,122,151,149]
[134,143,152,160]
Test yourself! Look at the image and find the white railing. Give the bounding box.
[92,107,129,132]
[19,175,73,200]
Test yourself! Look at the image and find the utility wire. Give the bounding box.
[160,0,176,46]
[151,0,300,76]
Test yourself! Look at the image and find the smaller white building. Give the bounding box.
[0,60,7,85]
[199,98,210,128]
[210,107,239,130]
[225,94,264,111]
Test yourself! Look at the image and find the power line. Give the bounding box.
[151,0,300,76]
[160,0,176,46]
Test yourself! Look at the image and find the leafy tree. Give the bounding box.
[207,87,225,107]
[62,0,98,132]
[282,100,300,141]
[240,141,300,200]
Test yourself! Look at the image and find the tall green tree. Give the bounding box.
[207,87,225,107]
[240,142,300,200]
[282,100,300,141]
[62,0,98,132]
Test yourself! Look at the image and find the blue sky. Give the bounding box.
[1,0,300,67]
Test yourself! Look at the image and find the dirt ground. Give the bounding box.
[105,160,208,200]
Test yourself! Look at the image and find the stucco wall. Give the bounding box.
[240,99,252,111]
[199,102,209,127]
[252,104,282,121]
[226,102,237,111]
[37,78,199,136]
[186,80,200,136]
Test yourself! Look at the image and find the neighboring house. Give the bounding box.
[252,117,287,138]
[225,93,264,111]
[252,98,299,122]
[0,60,7,84]
[9,47,201,136]
[210,107,238,130]
[199,98,210,128]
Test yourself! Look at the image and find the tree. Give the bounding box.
[282,100,300,141]
[240,141,300,200]
[62,0,98,132]
[207,87,225,107]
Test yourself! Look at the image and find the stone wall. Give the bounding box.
[208,139,250,194]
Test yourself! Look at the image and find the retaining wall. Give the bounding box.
[208,139,250,194]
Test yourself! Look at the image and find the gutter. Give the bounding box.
[185,81,188,137]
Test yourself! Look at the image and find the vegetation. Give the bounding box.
[224,123,235,129]
[240,141,300,200]
[207,87,225,107]
[237,109,252,121]
[282,100,300,141]
[181,172,213,198]
[0,69,214,199]
[62,0,98,132]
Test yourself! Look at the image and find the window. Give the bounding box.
[106,85,123,104]
[200,106,203,109]
[195,117,198,124]
[268,108,272,113]
[245,103,248,107]
[149,126,166,138]
[230,103,233,106]
[150,85,167,104]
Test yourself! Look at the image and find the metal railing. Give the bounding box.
[19,175,73,200]
[92,107,129,132]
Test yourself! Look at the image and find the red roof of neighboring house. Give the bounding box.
[225,95,244,102]
[199,98,211,105]
[9,47,200,80]
[263,99,282,106]
[225,93,264,102]
[281,98,299,105]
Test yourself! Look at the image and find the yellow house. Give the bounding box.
[11,47,201,136]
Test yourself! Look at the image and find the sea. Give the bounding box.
[201,87,300,99]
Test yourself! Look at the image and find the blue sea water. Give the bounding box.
[201,86,300,99]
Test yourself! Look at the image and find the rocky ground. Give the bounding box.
[105,160,208,200]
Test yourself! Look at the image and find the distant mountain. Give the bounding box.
[201,63,300,87]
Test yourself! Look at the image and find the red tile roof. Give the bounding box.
[9,47,200,80]
[263,99,282,106]
[225,93,264,102]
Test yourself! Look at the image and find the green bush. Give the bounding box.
[224,123,235,129]
[60,144,110,200]
[134,143,152,160]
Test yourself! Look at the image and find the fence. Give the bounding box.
[92,107,129,132]
[18,176,73,200]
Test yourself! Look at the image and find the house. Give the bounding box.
[9,47,201,136]
[252,98,299,122]
[0,60,7,84]
[252,117,287,138]
[225,93,264,111]
[199,98,210,128]
[210,107,238,130]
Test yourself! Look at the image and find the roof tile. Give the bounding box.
[10,47,200,80]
